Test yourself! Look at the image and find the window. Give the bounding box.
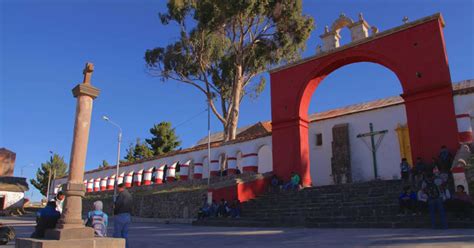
[315,133,323,146]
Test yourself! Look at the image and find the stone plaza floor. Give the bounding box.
[2,216,473,248]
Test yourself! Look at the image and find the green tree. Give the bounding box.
[99,160,109,168]
[30,153,68,197]
[124,138,154,162]
[145,0,314,141]
[146,122,181,155]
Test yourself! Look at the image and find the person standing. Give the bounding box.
[400,158,411,183]
[414,157,426,187]
[425,174,447,229]
[114,183,132,248]
[438,145,453,174]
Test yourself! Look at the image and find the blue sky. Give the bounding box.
[1,0,473,201]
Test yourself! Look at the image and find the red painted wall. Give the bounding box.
[270,15,459,186]
[209,177,270,203]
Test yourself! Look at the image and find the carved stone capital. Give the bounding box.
[63,182,86,197]
[72,83,100,99]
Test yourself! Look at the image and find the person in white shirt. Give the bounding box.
[53,191,65,214]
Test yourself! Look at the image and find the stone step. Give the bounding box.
[193,217,474,229]
[196,179,474,229]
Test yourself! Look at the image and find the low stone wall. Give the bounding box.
[83,188,207,219]
[83,172,272,219]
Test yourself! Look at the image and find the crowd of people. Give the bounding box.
[398,145,473,229]
[198,172,302,220]
[31,183,132,248]
[198,198,242,219]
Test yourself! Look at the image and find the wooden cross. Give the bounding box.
[356,123,388,179]
[82,62,94,84]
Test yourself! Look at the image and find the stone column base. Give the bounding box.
[45,227,94,240]
[16,237,125,248]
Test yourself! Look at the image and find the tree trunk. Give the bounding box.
[223,64,243,142]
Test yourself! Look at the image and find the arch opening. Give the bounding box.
[306,62,407,186]
[257,145,273,174]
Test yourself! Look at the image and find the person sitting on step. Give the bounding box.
[229,199,242,218]
[417,187,429,214]
[198,198,211,219]
[217,199,230,217]
[31,201,60,238]
[398,185,417,216]
[270,175,282,193]
[447,185,473,220]
[283,172,301,191]
[413,157,426,187]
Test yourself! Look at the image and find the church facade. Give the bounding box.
[51,80,474,195]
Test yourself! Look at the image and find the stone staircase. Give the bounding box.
[193,179,474,228]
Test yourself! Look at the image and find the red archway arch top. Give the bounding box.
[270,13,458,186]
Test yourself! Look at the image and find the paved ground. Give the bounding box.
[2,217,474,248]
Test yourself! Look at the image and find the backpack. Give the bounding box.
[86,212,106,237]
[425,182,440,199]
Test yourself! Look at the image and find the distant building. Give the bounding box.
[0,148,16,177]
[0,148,28,212]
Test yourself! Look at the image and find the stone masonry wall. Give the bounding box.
[83,172,270,219]
[83,188,207,219]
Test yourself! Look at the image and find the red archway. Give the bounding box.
[270,14,459,186]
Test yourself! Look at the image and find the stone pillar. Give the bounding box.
[46,62,99,240]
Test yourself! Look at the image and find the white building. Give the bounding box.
[52,80,474,192]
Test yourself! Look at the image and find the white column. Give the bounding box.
[143,167,153,185]
[180,160,191,180]
[167,162,177,182]
[124,171,133,188]
[107,175,115,190]
[194,162,203,179]
[93,178,101,192]
[456,114,473,144]
[86,179,94,193]
[100,177,107,191]
[155,164,165,184]
[134,169,143,186]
